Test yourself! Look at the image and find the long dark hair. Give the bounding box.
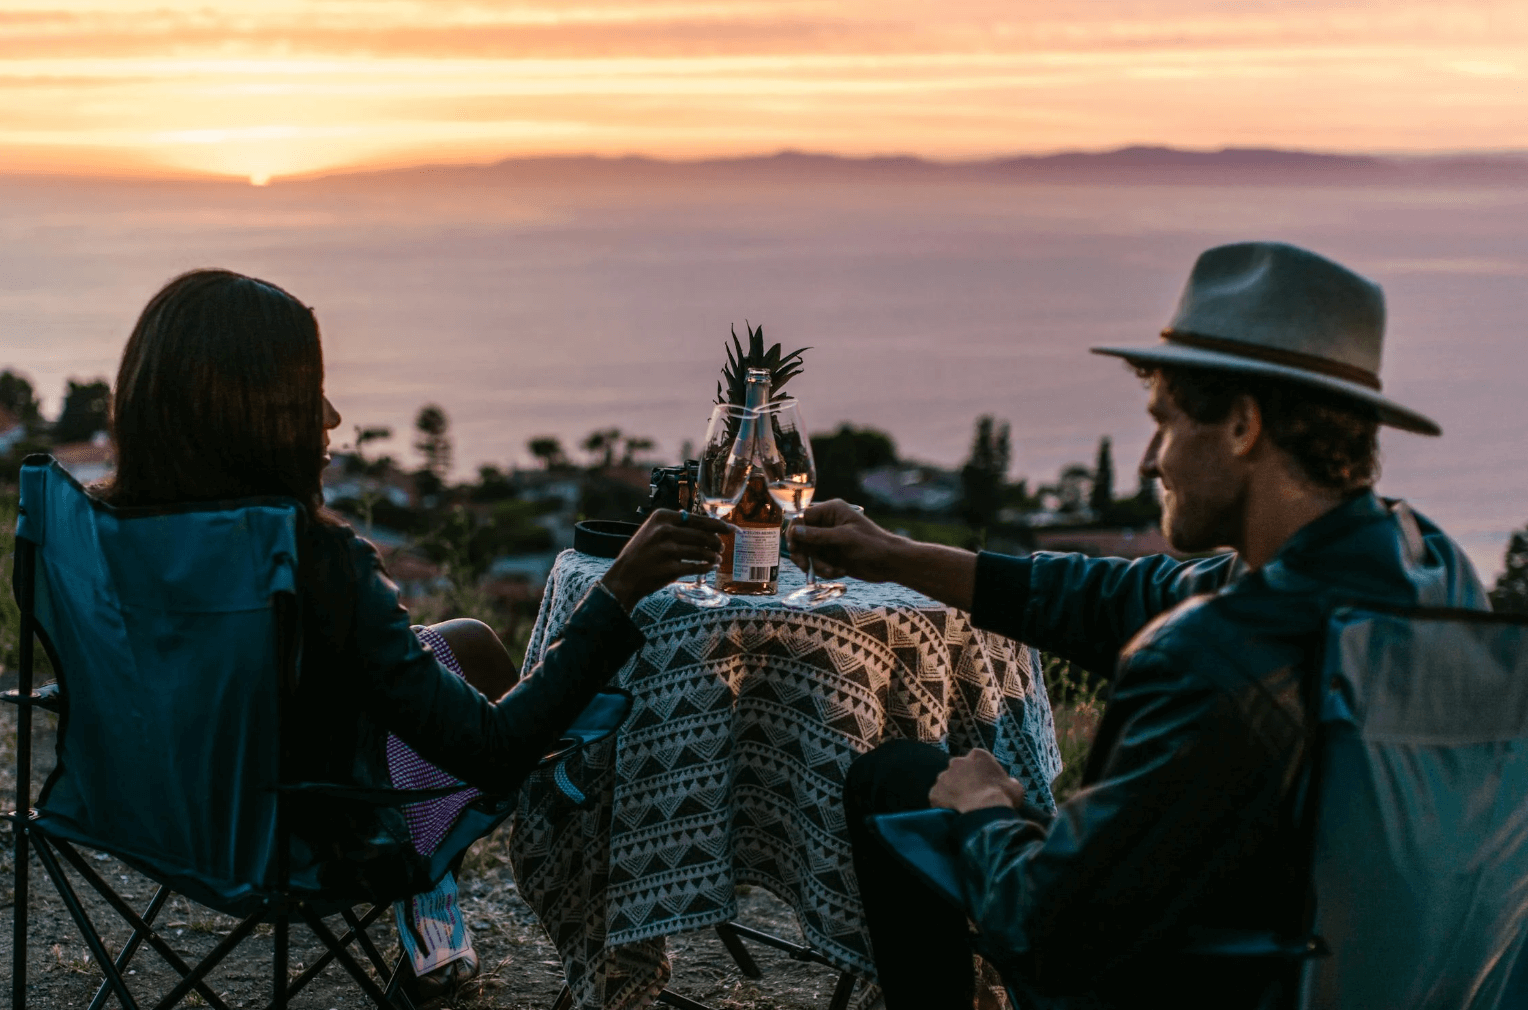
[105,269,330,516]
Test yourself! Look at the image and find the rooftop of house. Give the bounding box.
[51,438,114,467]
[1032,526,1179,559]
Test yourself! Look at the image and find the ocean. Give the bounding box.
[2,160,1524,579]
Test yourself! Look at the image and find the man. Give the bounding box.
[789,242,1489,1009]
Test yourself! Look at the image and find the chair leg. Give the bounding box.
[272,914,288,1010]
[382,951,417,1010]
[827,971,858,1010]
[87,886,170,1010]
[12,816,28,1010]
[30,836,141,1010]
[282,903,390,1002]
[656,989,719,1010]
[713,923,763,979]
[147,907,264,1010]
[341,905,393,977]
[716,921,840,969]
[46,840,228,1010]
[298,903,406,1009]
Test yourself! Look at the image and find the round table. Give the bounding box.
[510,549,1062,1010]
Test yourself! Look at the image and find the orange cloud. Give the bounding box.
[2,1,1525,181]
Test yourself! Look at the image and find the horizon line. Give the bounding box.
[6,142,1528,188]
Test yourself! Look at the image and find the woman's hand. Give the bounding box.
[601,509,730,612]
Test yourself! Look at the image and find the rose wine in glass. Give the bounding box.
[671,403,755,608]
[762,400,848,609]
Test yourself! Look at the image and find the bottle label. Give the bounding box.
[731,527,780,584]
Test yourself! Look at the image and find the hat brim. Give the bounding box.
[1090,343,1441,436]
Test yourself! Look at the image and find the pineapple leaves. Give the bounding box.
[716,321,811,405]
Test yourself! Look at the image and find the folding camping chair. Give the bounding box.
[6,455,628,1010]
[871,603,1528,1009]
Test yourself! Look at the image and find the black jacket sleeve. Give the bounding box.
[949,635,1305,993]
[346,537,644,795]
[970,550,1240,675]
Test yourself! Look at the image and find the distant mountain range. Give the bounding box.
[308,145,1528,187]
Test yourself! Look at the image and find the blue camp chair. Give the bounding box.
[871,603,1528,1009]
[5,456,629,1010]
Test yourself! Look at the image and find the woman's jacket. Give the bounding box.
[287,521,642,896]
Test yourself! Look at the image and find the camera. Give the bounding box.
[644,460,699,514]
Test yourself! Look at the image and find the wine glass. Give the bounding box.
[762,401,847,609]
[671,404,755,608]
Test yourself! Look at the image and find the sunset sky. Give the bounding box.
[4,0,1527,182]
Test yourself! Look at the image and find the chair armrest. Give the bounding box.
[1181,929,1328,959]
[539,689,633,766]
[276,781,474,806]
[1,682,61,712]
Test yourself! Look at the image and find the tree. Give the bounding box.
[620,436,655,467]
[1054,464,1092,515]
[472,464,517,503]
[0,370,41,426]
[414,405,452,480]
[345,424,393,476]
[1089,436,1114,516]
[961,416,1010,531]
[581,427,622,469]
[809,424,897,503]
[54,378,110,444]
[528,436,570,470]
[1104,475,1163,529]
[1491,527,1528,614]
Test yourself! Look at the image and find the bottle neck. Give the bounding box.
[734,369,773,460]
[741,369,770,412]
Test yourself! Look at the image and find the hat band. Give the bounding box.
[1161,329,1382,391]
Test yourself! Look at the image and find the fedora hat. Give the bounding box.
[1092,241,1440,435]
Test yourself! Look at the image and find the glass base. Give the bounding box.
[780,580,847,609]
[671,578,731,608]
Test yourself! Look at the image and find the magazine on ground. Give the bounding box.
[394,871,474,975]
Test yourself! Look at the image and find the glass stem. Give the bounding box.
[804,553,817,588]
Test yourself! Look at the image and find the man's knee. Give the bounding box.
[845,739,951,818]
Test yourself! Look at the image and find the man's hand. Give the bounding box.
[929,749,1027,815]
[786,500,908,582]
[787,500,979,611]
[600,509,729,612]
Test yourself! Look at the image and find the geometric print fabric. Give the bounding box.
[510,551,1062,1010]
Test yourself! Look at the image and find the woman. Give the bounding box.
[102,268,726,998]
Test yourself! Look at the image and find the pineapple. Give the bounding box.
[716,322,809,406]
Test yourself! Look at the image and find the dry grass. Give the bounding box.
[1042,653,1106,802]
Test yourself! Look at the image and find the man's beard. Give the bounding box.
[1161,485,1241,555]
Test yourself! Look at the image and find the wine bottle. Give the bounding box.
[718,368,782,595]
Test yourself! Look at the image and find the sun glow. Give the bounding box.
[2,1,1526,180]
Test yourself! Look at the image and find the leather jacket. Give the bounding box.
[287,522,643,894]
[960,493,1489,1007]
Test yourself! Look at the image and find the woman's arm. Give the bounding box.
[352,509,726,795]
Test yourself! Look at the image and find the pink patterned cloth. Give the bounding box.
[386,626,482,856]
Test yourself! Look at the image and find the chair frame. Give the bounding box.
[548,922,859,1010]
[6,517,420,1010]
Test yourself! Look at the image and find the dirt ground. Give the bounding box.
[0,697,863,1010]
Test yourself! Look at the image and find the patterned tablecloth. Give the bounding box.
[510,548,1062,1010]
